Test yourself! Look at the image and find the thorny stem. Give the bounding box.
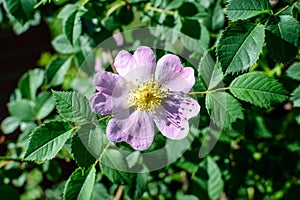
[189,87,230,95]
[145,4,177,15]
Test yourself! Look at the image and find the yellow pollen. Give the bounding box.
[127,74,169,112]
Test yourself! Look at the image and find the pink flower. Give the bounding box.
[90,46,200,150]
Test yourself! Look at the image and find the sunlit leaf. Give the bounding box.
[52,91,97,123]
[24,121,75,162]
[226,0,271,21]
[63,166,96,200]
[229,72,288,108]
[217,21,264,74]
[265,15,300,63]
[206,92,244,130]
[286,62,300,81]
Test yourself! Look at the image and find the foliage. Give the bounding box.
[1,0,300,199]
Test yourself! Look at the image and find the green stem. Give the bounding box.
[93,142,112,167]
[145,4,177,15]
[0,156,23,162]
[77,115,111,127]
[274,5,290,16]
[189,87,230,95]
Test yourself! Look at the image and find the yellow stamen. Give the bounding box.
[127,74,169,113]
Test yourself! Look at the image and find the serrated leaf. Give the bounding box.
[18,69,44,100]
[203,157,224,200]
[63,166,96,200]
[63,10,83,45]
[265,15,300,63]
[286,62,300,81]
[71,132,96,168]
[206,92,244,130]
[46,56,72,87]
[1,116,20,134]
[229,72,288,108]
[35,91,55,120]
[53,91,97,123]
[217,21,264,74]
[198,51,223,90]
[52,34,80,54]
[8,99,36,122]
[100,149,136,185]
[226,0,271,21]
[24,121,74,162]
[291,86,300,107]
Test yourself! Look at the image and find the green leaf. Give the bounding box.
[24,121,74,162]
[35,91,55,120]
[46,57,72,87]
[198,51,223,90]
[203,2,225,31]
[100,149,136,185]
[91,183,109,200]
[71,132,96,168]
[63,166,96,200]
[202,157,224,200]
[226,0,271,21]
[8,99,36,122]
[52,34,80,54]
[53,91,97,123]
[1,116,20,134]
[217,21,265,74]
[191,156,224,200]
[286,62,300,81]
[57,4,77,18]
[2,0,37,23]
[206,92,244,130]
[265,15,300,63]
[229,72,288,108]
[18,69,44,100]
[291,86,300,107]
[63,10,83,45]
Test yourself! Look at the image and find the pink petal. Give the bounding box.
[90,71,128,115]
[106,111,155,150]
[155,54,195,93]
[114,46,156,81]
[152,94,200,140]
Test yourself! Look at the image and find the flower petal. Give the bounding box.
[114,46,156,82]
[90,71,129,115]
[106,111,155,150]
[152,94,200,140]
[155,54,195,93]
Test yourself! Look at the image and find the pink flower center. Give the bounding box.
[127,74,169,112]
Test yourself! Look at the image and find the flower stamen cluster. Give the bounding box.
[127,74,169,112]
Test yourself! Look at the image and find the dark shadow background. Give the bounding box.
[0,22,52,134]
